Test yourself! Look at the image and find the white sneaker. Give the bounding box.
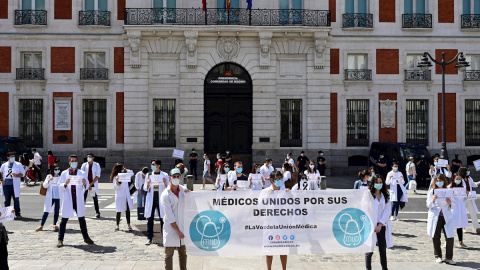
[395,216,400,221]
[390,216,395,221]
[200,186,205,190]
[444,259,456,265]
[435,257,443,263]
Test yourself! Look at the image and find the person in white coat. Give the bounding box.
[111,163,135,231]
[0,152,25,219]
[57,155,94,248]
[458,166,480,234]
[365,175,392,270]
[161,168,190,270]
[426,174,456,265]
[428,157,452,189]
[386,163,408,221]
[304,161,321,190]
[36,164,61,231]
[144,159,169,245]
[405,156,417,194]
[80,153,101,218]
[448,173,469,247]
[248,164,265,190]
[135,167,149,220]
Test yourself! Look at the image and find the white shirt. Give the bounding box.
[33,152,42,165]
[260,164,274,188]
[204,159,210,172]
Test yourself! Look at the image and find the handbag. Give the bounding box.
[39,183,47,196]
[409,180,417,190]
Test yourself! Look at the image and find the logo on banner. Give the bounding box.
[332,208,371,248]
[190,210,231,251]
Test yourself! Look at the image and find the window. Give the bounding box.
[153,0,177,23]
[153,99,176,147]
[462,0,480,27]
[346,54,371,80]
[17,0,46,25]
[22,52,42,68]
[463,0,480,14]
[279,0,302,24]
[403,0,431,28]
[345,0,368,13]
[85,0,107,11]
[465,55,480,80]
[344,0,373,27]
[465,99,480,146]
[19,99,43,148]
[404,0,427,14]
[406,54,423,70]
[406,100,429,145]
[347,54,367,69]
[280,99,302,147]
[81,53,107,80]
[83,99,107,148]
[80,0,109,26]
[405,54,431,81]
[18,52,44,80]
[346,100,369,147]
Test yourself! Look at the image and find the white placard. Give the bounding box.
[236,180,249,190]
[307,174,319,181]
[54,99,72,131]
[275,168,282,172]
[173,149,185,159]
[118,173,131,182]
[437,159,448,168]
[473,159,480,171]
[434,189,453,198]
[453,187,467,197]
[0,206,15,223]
[468,191,477,200]
[69,175,83,185]
[150,175,163,184]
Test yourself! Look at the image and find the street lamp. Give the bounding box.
[417,52,469,161]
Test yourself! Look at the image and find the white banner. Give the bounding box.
[184,190,375,256]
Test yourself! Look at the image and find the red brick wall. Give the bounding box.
[0,47,11,73]
[51,47,75,73]
[329,0,336,22]
[330,49,339,74]
[376,49,399,74]
[54,0,72,19]
[435,49,458,74]
[0,0,8,19]
[116,92,124,144]
[438,0,454,23]
[117,0,125,20]
[378,93,398,142]
[330,93,338,143]
[0,93,8,136]
[53,92,73,144]
[379,0,395,22]
[437,93,456,142]
[114,47,124,73]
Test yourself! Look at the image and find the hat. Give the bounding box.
[170,168,181,175]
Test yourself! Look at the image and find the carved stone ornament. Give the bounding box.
[379,99,397,128]
[314,38,327,69]
[217,37,239,61]
[184,31,198,68]
[128,36,141,67]
[258,32,273,68]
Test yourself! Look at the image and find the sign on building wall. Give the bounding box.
[54,98,72,131]
[379,99,397,128]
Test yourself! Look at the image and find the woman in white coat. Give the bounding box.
[36,164,61,231]
[248,164,265,190]
[365,175,392,270]
[448,173,469,247]
[458,166,480,234]
[111,163,135,231]
[386,163,407,221]
[427,174,456,265]
[304,161,321,190]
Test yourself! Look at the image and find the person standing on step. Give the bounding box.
[0,152,25,219]
[80,153,101,218]
[296,151,310,175]
[111,163,135,231]
[188,149,198,181]
[36,164,61,232]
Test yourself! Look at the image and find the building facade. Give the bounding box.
[0,0,479,173]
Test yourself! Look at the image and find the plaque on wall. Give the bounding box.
[54,98,72,131]
[379,99,397,128]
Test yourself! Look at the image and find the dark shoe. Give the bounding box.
[15,215,22,219]
[96,213,101,218]
[84,238,94,245]
[57,241,63,248]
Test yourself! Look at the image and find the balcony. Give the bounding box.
[461,14,480,29]
[402,13,432,28]
[80,68,108,80]
[342,13,373,28]
[16,68,45,80]
[464,70,480,81]
[14,10,47,25]
[124,8,330,26]
[404,70,431,81]
[79,10,110,26]
[345,69,372,81]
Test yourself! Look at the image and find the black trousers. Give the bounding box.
[365,225,388,270]
[116,202,131,226]
[34,164,42,181]
[190,163,197,180]
[433,215,454,260]
[0,241,8,270]
[58,204,90,241]
[84,187,100,215]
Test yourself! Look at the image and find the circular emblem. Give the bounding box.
[332,208,371,248]
[189,210,231,251]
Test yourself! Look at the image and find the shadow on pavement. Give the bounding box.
[392,233,416,238]
[400,220,426,224]
[392,245,417,251]
[16,217,41,223]
[70,244,117,254]
[457,262,480,268]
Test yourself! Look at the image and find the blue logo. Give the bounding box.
[332,208,371,248]
[189,210,231,251]
[282,235,288,240]
[268,235,273,241]
[290,235,295,240]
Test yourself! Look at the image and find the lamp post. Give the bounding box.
[417,52,469,160]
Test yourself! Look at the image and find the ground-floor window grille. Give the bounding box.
[280,99,302,147]
[83,99,107,148]
[153,99,176,147]
[19,99,43,148]
[347,99,369,147]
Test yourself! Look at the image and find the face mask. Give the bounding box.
[54,170,61,175]
[87,157,93,162]
[321,153,324,156]
[9,157,15,162]
[393,167,398,172]
[309,165,314,169]
[224,168,230,172]
[380,156,384,159]
[171,177,180,186]
[454,179,462,185]
[236,168,243,174]
[204,156,207,159]
[274,180,283,187]
[217,156,221,159]
[192,151,196,153]
[301,178,306,181]
[70,162,78,169]
[269,163,273,167]
[286,156,289,159]
[434,162,438,166]
[374,183,383,190]
[151,165,157,171]
[371,172,375,177]
[301,154,304,156]
[467,171,470,176]
[257,168,260,173]
[436,181,444,188]
[226,152,230,154]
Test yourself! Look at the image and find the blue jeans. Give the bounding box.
[405,175,414,190]
[3,185,20,216]
[392,201,400,217]
[41,198,60,226]
[137,189,146,208]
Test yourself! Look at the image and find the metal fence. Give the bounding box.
[461,14,480,29]
[83,99,107,148]
[280,99,302,147]
[465,99,480,146]
[342,13,373,28]
[16,68,45,80]
[347,100,369,147]
[464,70,480,81]
[153,99,176,147]
[80,68,108,80]
[14,10,47,25]
[404,70,431,81]
[19,99,43,148]
[79,10,110,26]
[345,69,372,81]
[402,13,432,28]
[406,100,429,145]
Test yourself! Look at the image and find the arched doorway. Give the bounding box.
[204,63,252,168]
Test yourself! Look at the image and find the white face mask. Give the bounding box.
[87,157,93,162]
[171,177,180,186]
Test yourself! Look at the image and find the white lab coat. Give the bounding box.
[304,170,322,189]
[426,189,455,238]
[260,164,274,188]
[448,183,469,229]
[386,171,408,202]
[161,185,187,247]
[428,167,452,190]
[58,169,87,218]
[114,170,134,212]
[227,171,237,187]
[80,162,101,196]
[365,190,393,248]
[1,161,25,198]
[43,174,61,213]
[144,171,169,218]
[465,176,479,213]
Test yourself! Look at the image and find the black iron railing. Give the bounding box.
[404,70,431,81]
[79,10,110,26]
[402,13,432,28]
[14,10,47,25]
[345,69,372,81]
[19,99,44,148]
[16,68,45,80]
[80,68,108,80]
[342,13,373,28]
[461,14,480,28]
[125,8,330,26]
[464,70,480,81]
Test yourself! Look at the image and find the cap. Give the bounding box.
[170,168,181,175]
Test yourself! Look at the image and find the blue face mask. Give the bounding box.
[371,172,375,177]
[467,171,470,176]
[151,165,157,171]
[54,170,61,175]
[257,168,261,173]
[224,167,230,173]
[9,157,15,162]
[269,164,273,168]
[236,168,243,174]
[309,165,314,169]
[274,180,283,187]
[454,179,462,185]
[374,183,383,190]
[436,181,444,188]
[70,162,78,169]
[434,162,438,167]
[393,167,398,172]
